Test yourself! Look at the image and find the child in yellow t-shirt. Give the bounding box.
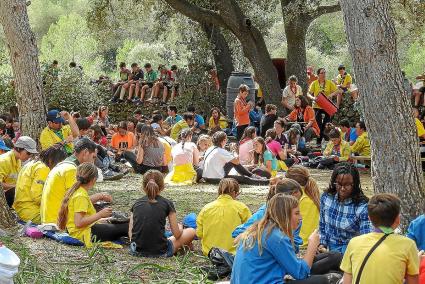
[285,166,320,246]
[197,178,251,255]
[340,193,419,284]
[57,163,127,247]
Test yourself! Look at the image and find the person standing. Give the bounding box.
[282,75,303,116]
[234,84,253,141]
[308,68,337,142]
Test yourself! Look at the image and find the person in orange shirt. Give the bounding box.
[307,66,318,87]
[110,121,137,155]
[284,96,320,142]
[234,84,254,141]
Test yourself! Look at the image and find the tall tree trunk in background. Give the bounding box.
[0,186,16,229]
[201,23,234,94]
[165,0,282,107]
[340,0,424,230]
[284,20,310,92]
[281,1,341,93]
[0,0,46,142]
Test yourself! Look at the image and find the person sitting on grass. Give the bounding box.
[164,105,183,131]
[13,144,67,224]
[284,95,320,142]
[285,166,320,246]
[231,194,330,284]
[208,107,228,135]
[341,193,419,284]
[338,118,357,145]
[260,104,277,137]
[129,170,196,257]
[202,131,268,185]
[238,126,257,166]
[197,178,251,255]
[40,110,80,155]
[165,129,199,185]
[232,178,303,252]
[123,125,165,174]
[187,105,206,131]
[319,163,372,254]
[110,121,137,156]
[0,136,38,207]
[319,128,351,169]
[57,163,128,247]
[250,137,278,178]
[170,112,195,141]
[350,121,370,157]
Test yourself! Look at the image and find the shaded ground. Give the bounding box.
[1,169,373,284]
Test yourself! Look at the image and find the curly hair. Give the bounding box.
[324,162,368,204]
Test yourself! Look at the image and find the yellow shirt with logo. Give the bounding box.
[40,125,73,152]
[13,161,50,224]
[350,132,370,157]
[299,188,319,246]
[196,194,251,255]
[0,150,21,188]
[341,232,419,284]
[415,118,425,138]
[66,187,97,247]
[308,79,337,109]
[40,161,77,224]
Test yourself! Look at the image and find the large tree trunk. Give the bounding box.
[0,0,46,142]
[340,0,425,229]
[164,0,282,107]
[201,23,235,95]
[284,20,310,93]
[0,186,16,229]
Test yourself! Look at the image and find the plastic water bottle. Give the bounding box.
[0,244,20,284]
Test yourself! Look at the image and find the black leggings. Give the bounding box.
[311,251,343,275]
[287,275,329,284]
[91,223,129,242]
[315,108,330,141]
[204,162,269,186]
[122,151,163,174]
[5,188,15,208]
[236,124,248,141]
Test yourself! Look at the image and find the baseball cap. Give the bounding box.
[14,136,38,154]
[47,110,65,124]
[0,140,10,151]
[290,123,302,134]
[338,64,345,70]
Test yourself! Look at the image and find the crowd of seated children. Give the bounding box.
[129,170,196,257]
[197,178,251,255]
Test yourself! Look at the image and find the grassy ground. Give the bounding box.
[1,169,373,284]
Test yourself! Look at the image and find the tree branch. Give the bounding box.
[313,3,341,18]
[164,0,227,28]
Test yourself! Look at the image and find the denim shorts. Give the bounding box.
[129,240,174,258]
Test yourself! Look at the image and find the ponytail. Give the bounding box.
[57,181,82,230]
[145,179,160,203]
[57,163,98,230]
[304,176,320,210]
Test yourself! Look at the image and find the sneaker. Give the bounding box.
[103,169,124,181]
[109,96,118,103]
[117,99,124,103]
[132,98,140,103]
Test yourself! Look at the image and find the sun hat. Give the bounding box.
[14,136,38,154]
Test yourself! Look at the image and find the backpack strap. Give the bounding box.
[354,233,390,284]
[203,146,219,163]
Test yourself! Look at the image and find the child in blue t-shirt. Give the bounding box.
[407,214,425,251]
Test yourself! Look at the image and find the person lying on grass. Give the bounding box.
[128,169,196,257]
[57,163,128,247]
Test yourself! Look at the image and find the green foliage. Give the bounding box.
[40,13,103,76]
[0,75,16,114]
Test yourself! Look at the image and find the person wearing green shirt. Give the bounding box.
[138,63,158,103]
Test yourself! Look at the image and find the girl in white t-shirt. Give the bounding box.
[166,129,199,184]
[202,131,268,185]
